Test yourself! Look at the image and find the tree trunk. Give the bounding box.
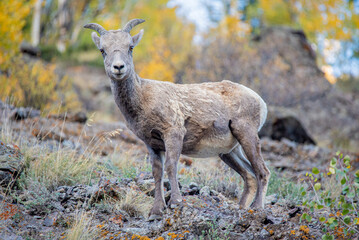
[57,0,72,53]
[31,0,43,46]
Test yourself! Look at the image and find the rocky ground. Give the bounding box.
[0,102,358,240]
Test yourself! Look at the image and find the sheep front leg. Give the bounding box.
[148,147,166,221]
[164,131,184,208]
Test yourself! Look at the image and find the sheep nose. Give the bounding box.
[113,64,125,71]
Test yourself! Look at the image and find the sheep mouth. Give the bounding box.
[112,73,123,78]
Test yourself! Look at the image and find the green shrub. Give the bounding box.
[301,152,359,240]
[267,168,305,201]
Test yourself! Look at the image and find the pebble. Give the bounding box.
[199,186,210,197]
[189,182,198,189]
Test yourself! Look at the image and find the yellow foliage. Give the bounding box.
[213,16,251,41]
[0,58,81,113]
[92,0,195,82]
[131,0,195,82]
[255,0,358,42]
[138,36,175,82]
[259,0,293,26]
[0,0,80,112]
[321,65,337,84]
[0,0,33,70]
[296,0,353,41]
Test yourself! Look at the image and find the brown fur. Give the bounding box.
[84,19,270,220]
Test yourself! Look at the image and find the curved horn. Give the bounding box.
[83,23,107,36]
[122,19,145,33]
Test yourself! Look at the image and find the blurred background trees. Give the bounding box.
[2,0,359,82]
[0,0,358,150]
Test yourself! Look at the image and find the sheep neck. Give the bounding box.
[110,72,143,123]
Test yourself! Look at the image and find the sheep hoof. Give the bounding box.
[148,214,162,221]
[169,199,183,209]
[170,204,179,209]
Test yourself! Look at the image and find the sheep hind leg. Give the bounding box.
[219,145,257,209]
[232,145,258,208]
[230,122,270,209]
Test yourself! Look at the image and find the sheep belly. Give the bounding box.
[183,132,238,158]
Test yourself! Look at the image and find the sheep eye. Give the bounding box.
[100,49,106,57]
[129,46,134,52]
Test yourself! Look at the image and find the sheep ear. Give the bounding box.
[132,29,144,47]
[91,32,101,49]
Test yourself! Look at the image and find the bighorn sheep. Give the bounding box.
[84,19,270,220]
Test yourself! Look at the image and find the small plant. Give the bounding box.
[199,220,232,240]
[105,152,151,180]
[301,152,359,240]
[267,167,305,201]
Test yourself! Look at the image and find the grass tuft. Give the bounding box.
[119,187,153,217]
[65,211,99,240]
[19,146,97,191]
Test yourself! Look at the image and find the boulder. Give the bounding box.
[49,111,87,123]
[10,107,41,121]
[20,41,40,57]
[259,106,315,145]
[0,141,24,188]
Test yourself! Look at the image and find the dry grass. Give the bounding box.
[0,108,101,191]
[0,106,18,144]
[20,146,97,191]
[95,186,153,218]
[0,104,156,218]
[65,211,99,240]
[119,187,153,217]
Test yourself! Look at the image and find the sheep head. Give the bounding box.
[84,19,145,81]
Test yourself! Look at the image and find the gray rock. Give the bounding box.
[183,186,199,196]
[263,215,283,225]
[86,185,99,196]
[43,212,59,227]
[265,194,278,205]
[121,227,150,236]
[10,107,40,121]
[139,179,155,191]
[189,182,198,189]
[110,177,118,184]
[0,233,24,240]
[210,189,219,196]
[222,201,229,208]
[229,232,247,240]
[200,186,210,197]
[0,141,24,188]
[52,201,65,212]
[26,224,39,235]
[260,228,270,238]
[62,140,75,149]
